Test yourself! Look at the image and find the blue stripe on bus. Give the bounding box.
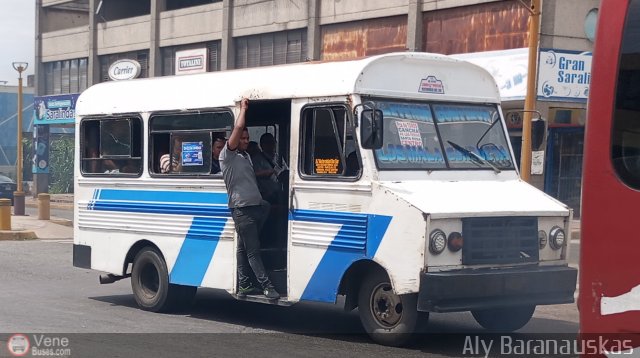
[90,189,231,287]
[169,216,228,286]
[291,210,392,303]
[95,189,228,205]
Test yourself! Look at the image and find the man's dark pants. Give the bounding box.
[231,200,272,290]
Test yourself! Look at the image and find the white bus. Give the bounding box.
[73,52,577,346]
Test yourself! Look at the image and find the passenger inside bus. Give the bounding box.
[211,136,226,174]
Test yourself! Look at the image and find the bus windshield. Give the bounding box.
[371,99,515,171]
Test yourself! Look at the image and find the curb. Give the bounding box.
[0,230,38,241]
[50,218,73,227]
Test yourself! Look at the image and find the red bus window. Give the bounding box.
[612,0,640,188]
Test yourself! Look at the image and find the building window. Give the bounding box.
[166,0,220,11]
[43,58,88,95]
[235,29,307,69]
[299,105,361,178]
[80,117,143,176]
[149,111,233,176]
[161,41,221,76]
[99,51,149,82]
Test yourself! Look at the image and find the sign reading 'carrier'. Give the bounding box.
[108,59,141,81]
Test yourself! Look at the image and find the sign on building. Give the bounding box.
[108,59,142,81]
[537,49,592,102]
[34,93,79,125]
[175,48,208,75]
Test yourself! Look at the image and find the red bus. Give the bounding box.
[580,0,640,351]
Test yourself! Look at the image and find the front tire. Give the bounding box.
[357,270,418,346]
[131,247,196,312]
[471,305,536,332]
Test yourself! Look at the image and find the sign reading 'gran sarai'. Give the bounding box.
[34,93,79,125]
[537,49,592,102]
[108,59,142,81]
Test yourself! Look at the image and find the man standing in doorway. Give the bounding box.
[219,98,280,300]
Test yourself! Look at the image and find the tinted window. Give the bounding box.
[612,0,640,188]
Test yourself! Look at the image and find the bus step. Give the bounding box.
[234,294,294,306]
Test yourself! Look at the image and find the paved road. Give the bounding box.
[0,238,579,357]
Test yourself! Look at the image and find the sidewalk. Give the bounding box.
[0,213,73,240]
[0,193,73,240]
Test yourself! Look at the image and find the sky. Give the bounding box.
[0,0,35,86]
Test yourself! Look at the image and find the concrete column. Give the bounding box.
[221,0,234,70]
[407,0,423,52]
[88,0,101,85]
[307,0,321,61]
[149,0,165,77]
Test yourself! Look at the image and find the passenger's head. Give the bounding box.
[238,128,250,151]
[212,137,226,159]
[260,133,276,155]
[247,141,259,156]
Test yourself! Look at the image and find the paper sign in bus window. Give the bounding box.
[395,121,423,148]
[181,141,204,166]
[315,158,340,174]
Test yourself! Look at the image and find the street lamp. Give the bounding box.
[12,62,28,216]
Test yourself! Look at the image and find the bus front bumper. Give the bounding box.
[417,265,577,313]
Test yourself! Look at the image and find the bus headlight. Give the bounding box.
[549,226,566,250]
[429,229,447,255]
[447,232,463,252]
[538,230,548,249]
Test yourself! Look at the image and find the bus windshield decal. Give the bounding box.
[370,99,515,171]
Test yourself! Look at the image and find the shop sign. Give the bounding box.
[108,59,141,81]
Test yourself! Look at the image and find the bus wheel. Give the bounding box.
[131,247,196,312]
[358,271,418,347]
[471,305,536,332]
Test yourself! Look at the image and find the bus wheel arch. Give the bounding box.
[355,267,420,346]
[339,260,390,312]
[127,242,196,313]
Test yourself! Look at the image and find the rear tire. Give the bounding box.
[131,247,196,312]
[471,305,536,332]
[357,270,418,346]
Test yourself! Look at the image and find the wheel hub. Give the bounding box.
[370,282,403,327]
[139,262,160,298]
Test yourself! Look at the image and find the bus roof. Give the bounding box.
[76,52,500,117]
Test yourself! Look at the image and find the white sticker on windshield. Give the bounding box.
[395,121,423,147]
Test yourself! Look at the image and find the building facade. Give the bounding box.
[35,0,599,214]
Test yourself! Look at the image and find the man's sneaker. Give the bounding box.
[263,287,280,300]
[237,285,261,297]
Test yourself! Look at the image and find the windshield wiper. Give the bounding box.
[447,141,501,174]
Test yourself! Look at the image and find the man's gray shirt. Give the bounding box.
[220,143,263,208]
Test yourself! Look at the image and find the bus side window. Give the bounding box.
[80,117,142,176]
[300,106,361,179]
[149,111,232,177]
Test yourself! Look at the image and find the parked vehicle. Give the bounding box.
[0,175,16,204]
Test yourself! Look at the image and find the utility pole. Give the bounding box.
[520,0,541,182]
[12,62,28,215]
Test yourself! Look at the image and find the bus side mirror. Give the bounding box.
[360,109,383,149]
[531,119,547,151]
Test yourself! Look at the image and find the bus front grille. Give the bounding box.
[462,217,538,265]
